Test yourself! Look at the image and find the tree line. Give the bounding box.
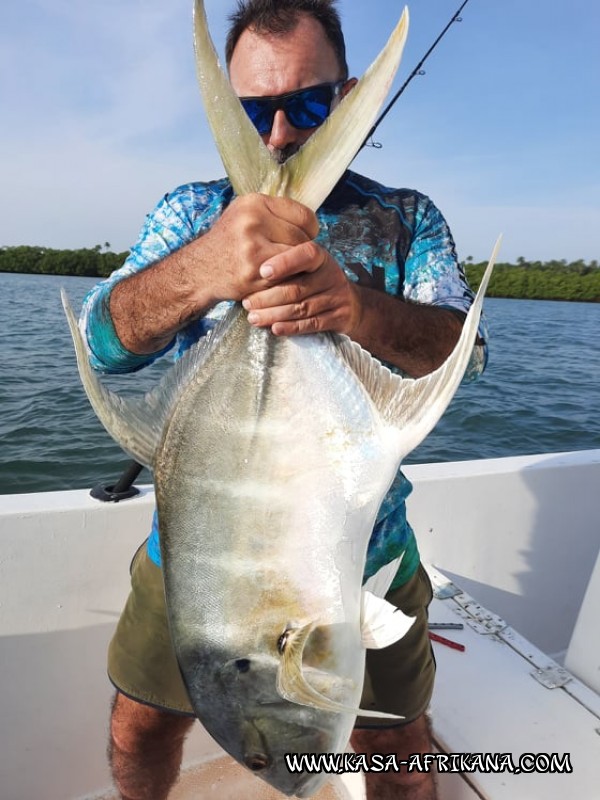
[1,245,599,302]
[465,257,600,303]
[0,244,128,279]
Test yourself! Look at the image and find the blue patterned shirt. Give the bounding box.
[81,170,487,588]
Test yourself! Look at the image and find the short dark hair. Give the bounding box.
[225,0,349,80]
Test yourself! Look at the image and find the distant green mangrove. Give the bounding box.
[465,257,600,302]
[1,245,599,302]
[0,245,128,279]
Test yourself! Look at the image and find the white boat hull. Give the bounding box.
[1,450,599,799]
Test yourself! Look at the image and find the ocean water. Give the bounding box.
[1,271,599,496]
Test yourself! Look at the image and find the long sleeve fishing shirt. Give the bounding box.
[81,170,487,588]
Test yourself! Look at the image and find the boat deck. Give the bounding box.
[428,566,600,800]
[92,755,353,799]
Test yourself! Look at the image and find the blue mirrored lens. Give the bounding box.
[240,99,274,135]
[240,83,339,135]
[286,89,330,129]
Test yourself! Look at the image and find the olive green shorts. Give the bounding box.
[108,544,435,727]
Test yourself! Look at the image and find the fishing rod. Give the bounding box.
[362,0,473,149]
[90,460,144,502]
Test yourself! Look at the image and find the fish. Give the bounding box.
[62,1,498,796]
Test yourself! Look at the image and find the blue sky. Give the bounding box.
[2,0,599,262]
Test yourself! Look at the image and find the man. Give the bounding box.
[82,1,486,798]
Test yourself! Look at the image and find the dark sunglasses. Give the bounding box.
[239,81,345,135]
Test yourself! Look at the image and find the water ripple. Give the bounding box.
[1,274,599,494]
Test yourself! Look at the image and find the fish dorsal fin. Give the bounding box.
[276,622,403,720]
[337,239,500,454]
[62,291,244,468]
[193,0,409,209]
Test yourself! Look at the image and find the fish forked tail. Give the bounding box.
[63,2,409,466]
[193,0,409,208]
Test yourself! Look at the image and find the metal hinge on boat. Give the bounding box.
[453,599,507,635]
[530,665,572,690]
[428,567,462,599]
[427,566,508,634]
[426,565,582,695]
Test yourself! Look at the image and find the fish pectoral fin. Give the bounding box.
[337,237,501,455]
[361,590,415,649]
[61,290,161,468]
[276,622,403,720]
[363,553,405,598]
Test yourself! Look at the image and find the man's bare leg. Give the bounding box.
[109,691,195,800]
[351,713,437,800]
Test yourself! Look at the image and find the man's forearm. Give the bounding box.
[109,242,214,356]
[352,286,464,378]
[107,194,318,356]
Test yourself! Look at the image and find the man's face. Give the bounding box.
[229,15,355,162]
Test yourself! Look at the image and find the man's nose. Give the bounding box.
[266,108,301,151]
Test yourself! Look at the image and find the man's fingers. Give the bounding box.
[243,270,329,311]
[239,242,360,337]
[246,296,334,327]
[225,195,315,249]
[258,240,326,282]
[244,281,356,333]
[260,195,320,240]
[270,309,347,337]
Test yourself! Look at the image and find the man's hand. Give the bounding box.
[109,193,320,354]
[199,194,319,307]
[241,241,362,337]
[109,190,463,378]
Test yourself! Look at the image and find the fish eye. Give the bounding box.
[234,658,251,673]
[244,753,271,771]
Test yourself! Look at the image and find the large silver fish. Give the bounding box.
[63,1,498,796]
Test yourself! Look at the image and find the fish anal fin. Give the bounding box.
[276,622,403,720]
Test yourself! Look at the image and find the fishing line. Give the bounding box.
[361,0,473,150]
